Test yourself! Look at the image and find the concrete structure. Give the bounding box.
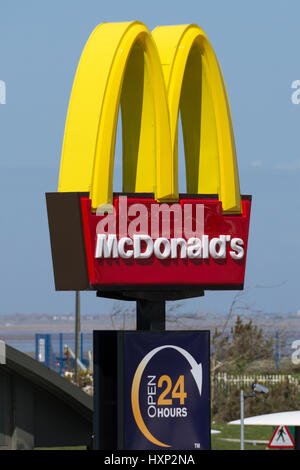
[0,341,93,450]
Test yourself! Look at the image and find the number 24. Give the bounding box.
[157,375,187,405]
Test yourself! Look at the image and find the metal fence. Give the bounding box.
[216,372,300,388]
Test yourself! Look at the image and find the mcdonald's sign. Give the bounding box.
[46,21,251,300]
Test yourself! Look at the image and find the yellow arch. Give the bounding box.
[58,21,241,213]
[152,24,241,213]
[58,21,175,210]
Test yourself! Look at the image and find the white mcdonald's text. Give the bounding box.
[95,234,244,260]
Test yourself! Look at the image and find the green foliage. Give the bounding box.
[211,315,300,423]
[212,378,300,423]
[212,315,274,374]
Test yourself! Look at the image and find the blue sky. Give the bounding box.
[0,0,299,317]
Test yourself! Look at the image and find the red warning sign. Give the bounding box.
[268,426,295,449]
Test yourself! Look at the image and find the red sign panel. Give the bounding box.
[80,195,251,290]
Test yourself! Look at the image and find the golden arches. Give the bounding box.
[58,21,241,213]
[153,24,240,213]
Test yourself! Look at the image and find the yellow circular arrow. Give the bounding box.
[131,352,170,448]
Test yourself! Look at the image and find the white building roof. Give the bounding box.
[229,411,300,426]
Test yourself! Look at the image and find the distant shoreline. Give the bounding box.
[0,311,299,357]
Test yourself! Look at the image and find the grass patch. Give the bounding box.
[35,425,294,450]
[211,423,293,450]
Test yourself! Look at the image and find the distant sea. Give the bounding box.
[0,311,300,359]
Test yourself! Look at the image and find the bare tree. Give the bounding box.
[210,291,244,403]
[109,301,135,330]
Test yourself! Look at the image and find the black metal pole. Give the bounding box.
[295,426,300,450]
[136,299,166,331]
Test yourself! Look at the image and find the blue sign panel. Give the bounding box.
[123,331,210,450]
